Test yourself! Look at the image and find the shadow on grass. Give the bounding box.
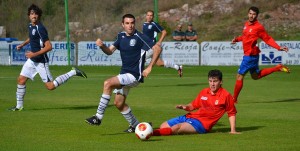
[145,83,206,88]
[211,126,264,133]
[101,132,163,141]
[250,98,300,104]
[28,104,114,111]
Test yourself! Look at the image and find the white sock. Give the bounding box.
[164,60,179,70]
[53,70,75,87]
[96,94,110,120]
[121,107,139,127]
[16,84,26,108]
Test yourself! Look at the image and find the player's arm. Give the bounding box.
[176,103,195,111]
[258,28,289,52]
[231,36,242,44]
[142,44,162,77]
[25,40,52,58]
[157,29,167,46]
[96,38,116,55]
[16,38,30,50]
[228,115,240,134]
[192,34,198,41]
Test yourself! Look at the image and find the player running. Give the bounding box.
[231,6,290,103]
[143,10,183,77]
[85,14,162,133]
[10,4,87,111]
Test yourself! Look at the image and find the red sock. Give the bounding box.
[233,80,243,103]
[257,66,280,79]
[153,128,172,136]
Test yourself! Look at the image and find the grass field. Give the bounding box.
[0,65,299,151]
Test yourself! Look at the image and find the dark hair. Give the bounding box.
[28,4,42,17]
[208,69,223,81]
[146,10,154,14]
[122,14,135,23]
[249,6,259,15]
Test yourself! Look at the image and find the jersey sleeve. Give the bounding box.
[257,26,281,50]
[191,91,203,109]
[153,22,164,33]
[112,33,121,49]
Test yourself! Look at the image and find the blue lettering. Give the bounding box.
[54,43,75,50]
[87,43,98,49]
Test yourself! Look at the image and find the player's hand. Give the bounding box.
[16,44,23,51]
[25,51,35,58]
[96,38,104,47]
[176,105,188,110]
[231,37,237,44]
[280,46,289,52]
[142,67,152,77]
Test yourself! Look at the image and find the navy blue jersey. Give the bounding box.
[113,30,155,82]
[142,22,164,43]
[28,22,50,63]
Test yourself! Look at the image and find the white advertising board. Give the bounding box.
[78,41,199,66]
[10,41,76,65]
[200,41,244,65]
[77,41,121,66]
[259,41,300,65]
[159,42,199,65]
[0,41,10,65]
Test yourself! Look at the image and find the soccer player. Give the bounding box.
[143,10,183,77]
[153,69,239,136]
[231,6,290,103]
[85,14,162,133]
[9,4,87,111]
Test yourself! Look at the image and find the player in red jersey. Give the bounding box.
[231,6,290,103]
[153,69,239,136]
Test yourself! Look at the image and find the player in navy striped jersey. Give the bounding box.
[9,4,87,111]
[143,10,183,77]
[85,14,162,132]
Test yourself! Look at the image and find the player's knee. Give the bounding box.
[160,122,170,128]
[103,80,112,90]
[45,82,56,90]
[17,76,27,85]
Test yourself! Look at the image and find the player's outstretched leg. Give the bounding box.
[163,60,183,77]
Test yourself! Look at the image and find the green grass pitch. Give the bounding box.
[0,65,299,151]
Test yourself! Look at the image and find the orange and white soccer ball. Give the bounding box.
[135,122,153,140]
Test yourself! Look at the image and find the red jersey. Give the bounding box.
[234,20,280,56]
[186,87,236,132]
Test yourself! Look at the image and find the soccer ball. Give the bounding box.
[135,122,153,140]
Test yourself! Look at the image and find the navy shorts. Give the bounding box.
[167,115,206,134]
[238,55,260,75]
